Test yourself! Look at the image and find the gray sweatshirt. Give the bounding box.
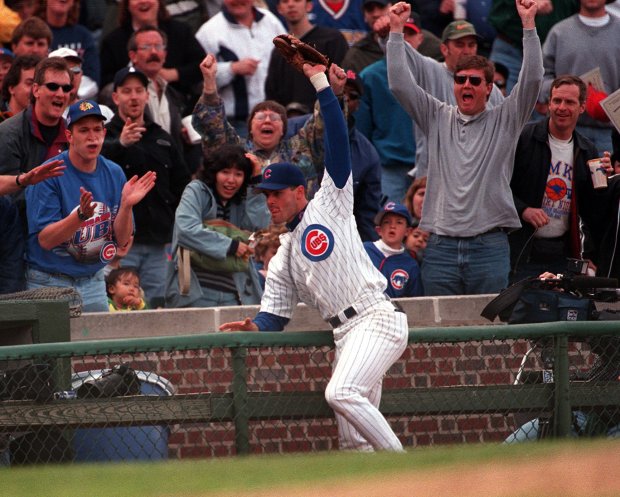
[387,28,543,237]
[397,43,505,178]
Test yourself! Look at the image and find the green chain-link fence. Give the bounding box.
[1,320,619,465]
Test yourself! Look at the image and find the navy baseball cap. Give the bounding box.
[254,162,306,191]
[66,100,106,127]
[0,48,14,61]
[374,202,413,226]
[113,66,149,90]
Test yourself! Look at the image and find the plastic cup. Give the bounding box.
[588,158,608,189]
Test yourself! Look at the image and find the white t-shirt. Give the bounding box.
[536,134,573,238]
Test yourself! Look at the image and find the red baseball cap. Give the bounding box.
[404,14,421,34]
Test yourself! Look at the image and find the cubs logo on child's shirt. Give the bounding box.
[301,224,334,261]
[390,269,409,290]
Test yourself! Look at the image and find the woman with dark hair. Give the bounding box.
[99,0,204,97]
[35,0,100,98]
[165,144,270,308]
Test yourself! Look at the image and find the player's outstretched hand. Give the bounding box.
[22,159,66,186]
[302,62,327,80]
[219,318,259,332]
[388,2,410,33]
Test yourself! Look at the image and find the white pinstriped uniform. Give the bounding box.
[261,170,409,451]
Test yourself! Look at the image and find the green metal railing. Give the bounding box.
[1,301,619,460]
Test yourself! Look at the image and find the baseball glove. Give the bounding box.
[273,34,329,74]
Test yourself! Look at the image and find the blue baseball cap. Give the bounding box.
[254,162,306,191]
[0,48,14,60]
[66,100,106,127]
[374,202,413,226]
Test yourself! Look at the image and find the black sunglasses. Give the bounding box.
[454,74,484,87]
[347,92,360,100]
[43,82,74,93]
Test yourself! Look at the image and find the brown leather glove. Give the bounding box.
[272,34,330,74]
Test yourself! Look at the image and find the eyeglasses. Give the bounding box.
[137,44,166,51]
[494,79,506,89]
[42,82,73,93]
[454,74,484,87]
[253,112,282,122]
[69,66,83,74]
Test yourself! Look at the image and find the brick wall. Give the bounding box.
[67,338,597,459]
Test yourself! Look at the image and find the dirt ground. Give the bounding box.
[212,444,620,497]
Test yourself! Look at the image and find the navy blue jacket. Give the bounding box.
[363,241,422,298]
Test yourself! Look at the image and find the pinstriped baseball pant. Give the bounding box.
[325,302,408,451]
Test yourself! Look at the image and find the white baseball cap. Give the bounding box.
[49,47,83,63]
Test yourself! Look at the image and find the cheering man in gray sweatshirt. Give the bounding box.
[386,0,542,296]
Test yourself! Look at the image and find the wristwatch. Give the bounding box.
[77,207,88,221]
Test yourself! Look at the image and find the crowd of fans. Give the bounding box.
[0,0,620,312]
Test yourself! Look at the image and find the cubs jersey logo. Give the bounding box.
[100,241,117,264]
[301,224,334,261]
[317,0,350,19]
[390,269,409,290]
[63,202,115,264]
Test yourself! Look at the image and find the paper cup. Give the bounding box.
[181,115,202,145]
[588,158,608,189]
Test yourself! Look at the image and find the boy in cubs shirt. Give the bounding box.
[364,202,422,298]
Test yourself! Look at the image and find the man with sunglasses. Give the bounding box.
[0,57,73,198]
[375,15,504,180]
[387,0,543,296]
[0,57,72,176]
[0,56,72,291]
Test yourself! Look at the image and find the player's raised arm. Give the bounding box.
[302,63,351,189]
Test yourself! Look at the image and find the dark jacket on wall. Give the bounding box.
[102,114,191,245]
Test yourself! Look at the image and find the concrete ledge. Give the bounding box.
[70,295,499,341]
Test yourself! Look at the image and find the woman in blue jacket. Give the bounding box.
[165,144,270,308]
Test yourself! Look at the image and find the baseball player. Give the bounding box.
[220,61,408,452]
